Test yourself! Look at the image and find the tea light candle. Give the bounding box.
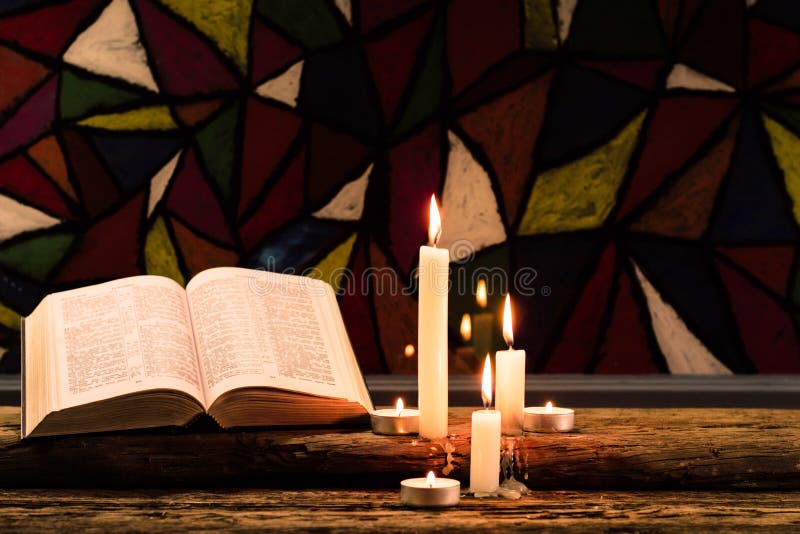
[418,195,449,439]
[495,294,525,436]
[400,471,460,508]
[469,355,501,494]
[524,401,575,433]
[370,398,419,435]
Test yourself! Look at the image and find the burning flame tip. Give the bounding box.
[481,354,492,408]
[502,294,514,348]
[396,398,404,415]
[426,471,436,487]
[428,195,442,246]
[545,401,553,414]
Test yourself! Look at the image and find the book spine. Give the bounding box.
[19,316,25,440]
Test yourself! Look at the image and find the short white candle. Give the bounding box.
[370,398,419,435]
[418,195,449,439]
[495,294,525,436]
[400,471,460,507]
[524,401,575,433]
[469,356,501,494]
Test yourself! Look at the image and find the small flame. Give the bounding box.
[481,354,492,408]
[460,313,472,342]
[428,194,442,246]
[396,398,404,416]
[426,471,436,488]
[476,279,487,309]
[404,344,415,358]
[545,401,553,414]
[502,294,514,348]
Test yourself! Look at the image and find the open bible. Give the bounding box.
[21,268,373,438]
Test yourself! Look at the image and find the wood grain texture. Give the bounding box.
[1,490,800,532]
[2,407,800,489]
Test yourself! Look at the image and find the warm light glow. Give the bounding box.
[476,279,487,309]
[404,344,415,358]
[426,471,436,488]
[460,313,472,342]
[396,398,405,416]
[481,354,492,408]
[428,194,442,246]
[545,401,553,414]
[502,294,514,348]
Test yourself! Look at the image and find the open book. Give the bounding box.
[21,268,373,438]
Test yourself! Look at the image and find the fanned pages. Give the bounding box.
[22,268,373,438]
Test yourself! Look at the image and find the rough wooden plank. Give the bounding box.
[1,490,800,532]
[1,407,800,489]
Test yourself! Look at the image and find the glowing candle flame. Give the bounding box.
[481,354,492,408]
[396,398,404,416]
[404,344,415,358]
[545,401,553,414]
[503,294,514,348]
[428,194,442,246]
[460,313,472,342]
[426,471,436,488]
[476,279,487,309]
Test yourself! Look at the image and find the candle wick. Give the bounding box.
[432,227,442,248]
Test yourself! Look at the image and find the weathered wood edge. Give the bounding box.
[1,407,799,490]
[2,490,800,532]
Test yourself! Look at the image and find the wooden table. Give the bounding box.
[3,407,800,530]
[3,407,800,489]
[1,489,800,531]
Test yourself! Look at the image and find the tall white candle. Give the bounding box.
[418,195,449,439]
[469,356,501,493]
[495,294,526,436]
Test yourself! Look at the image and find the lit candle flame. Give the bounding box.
[460,313,472,342]
[481,354,492,408]
[545,401,553,414]
[396,398,404,416]
[404,344,415,358]
[503,294,514,348]
[428,194,442,247]
[476,279,487,309]
[426,471,436,488]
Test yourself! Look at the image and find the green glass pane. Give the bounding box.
[763,102,800,137]
[60,70,143,121]
[196,102,239,202]
[0,232,75,281]
[256,0,342,49]
[393,11,445,136]
[568,0,666,57]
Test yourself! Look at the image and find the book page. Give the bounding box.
[50,276,205,410]
[186,268,345,406]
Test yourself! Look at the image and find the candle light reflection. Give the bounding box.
[460,313,472,342]
[476,279,487,309]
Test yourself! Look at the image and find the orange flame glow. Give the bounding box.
[460,313,472,342]
[476,279,487,308]
[426,471,436,488]
[481,354,492,408]
[503,294,514,348]
[428,194,441,246]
